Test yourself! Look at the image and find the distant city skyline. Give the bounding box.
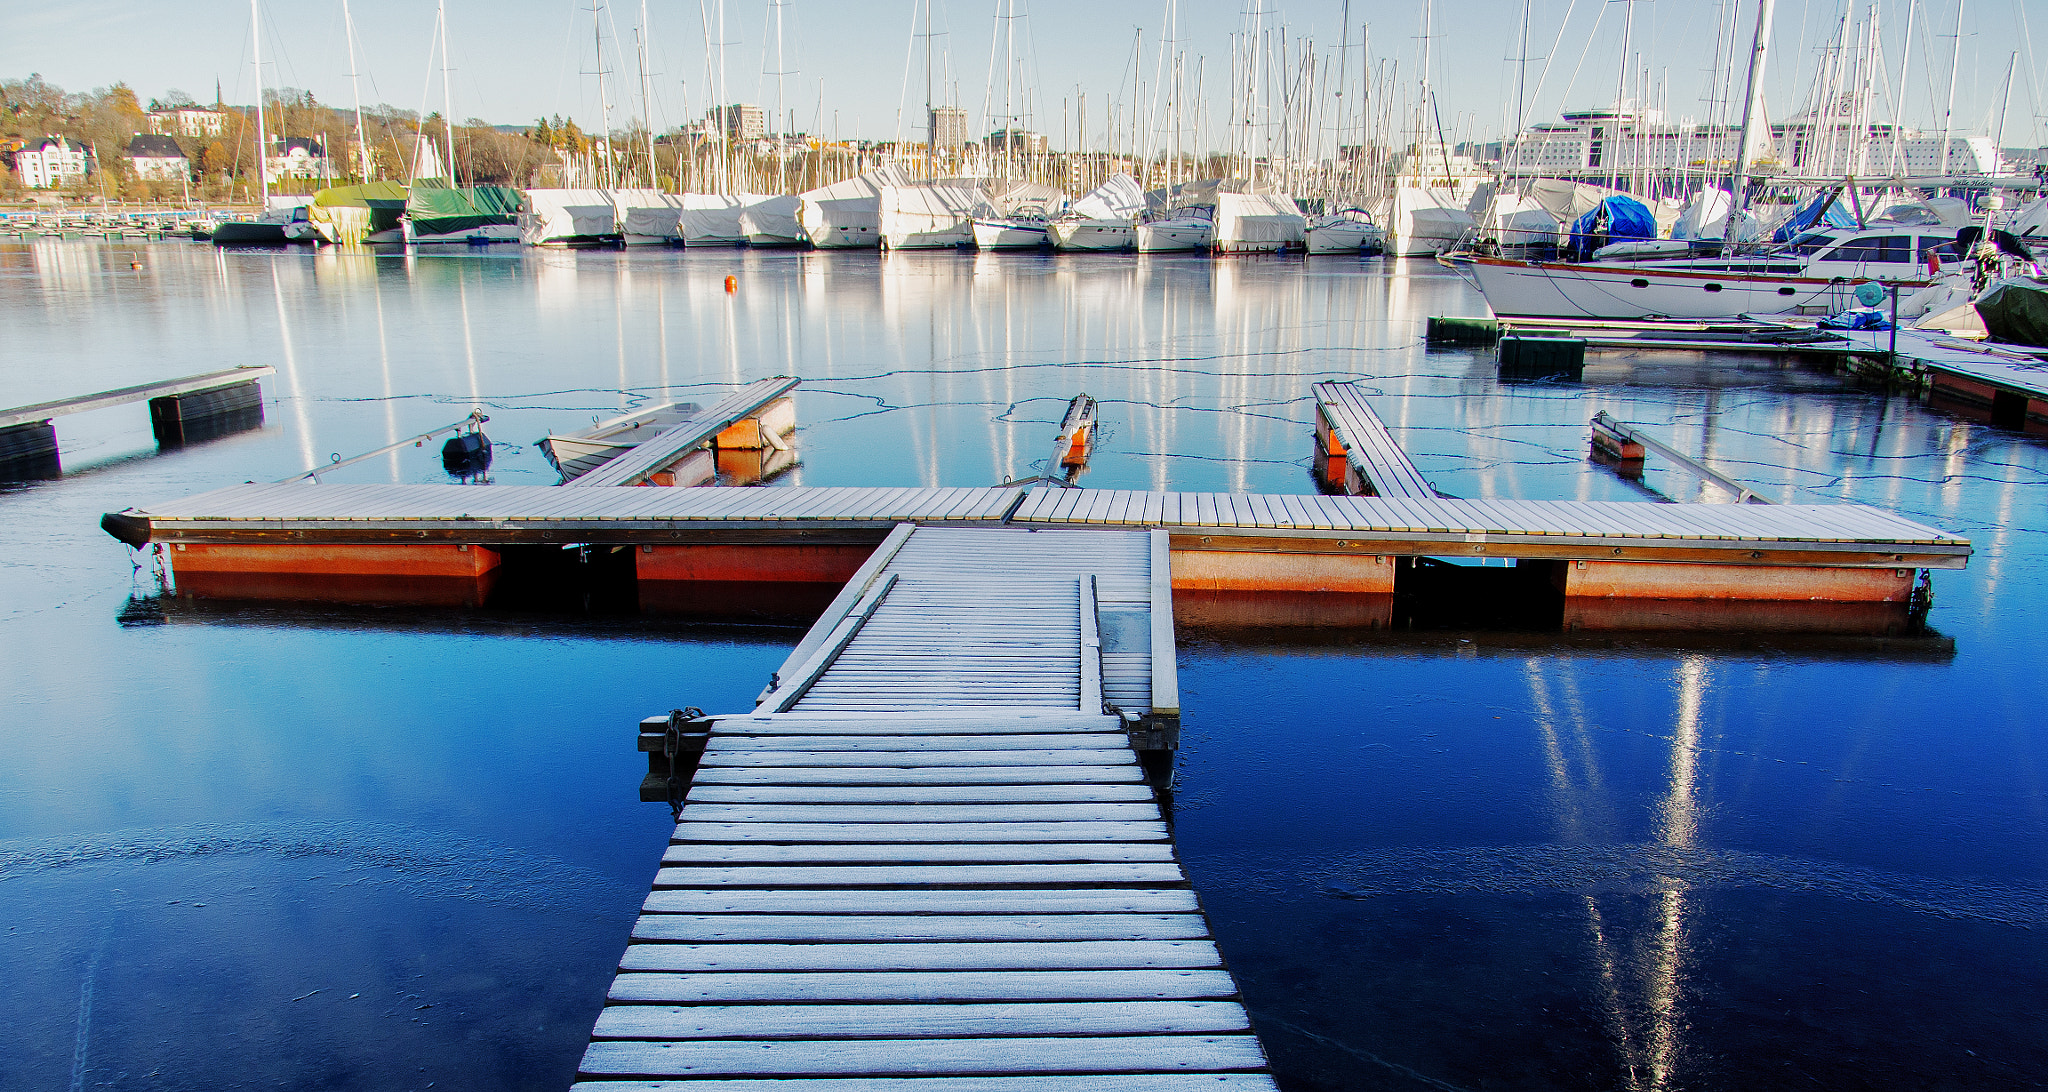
[5,0,2042,153]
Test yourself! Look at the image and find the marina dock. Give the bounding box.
[1311,382,1438,498]
[0,366,273,474]
[103,481,1968,627]
[577,524,1271,1088]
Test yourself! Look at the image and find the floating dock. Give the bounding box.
[563,377,800,488]
[1311,381,1438,498]
[578,524,1274,1089]
[1,366,273,475]
[104,481,1968,629]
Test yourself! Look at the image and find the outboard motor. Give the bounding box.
[441,430,492,481]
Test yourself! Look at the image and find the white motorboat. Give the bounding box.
[798,166,912,250]
[972,218,1051,250]
[1050,218,1135,251]
[1137,210,1213,253]
[1305,209,1386,255]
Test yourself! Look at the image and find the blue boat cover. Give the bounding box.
[1566,196,1656,258]
[1772,192,1861,242]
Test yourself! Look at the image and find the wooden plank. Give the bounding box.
[626,915,1214,943]
[770,572,899,712]
[667,822,1170,844]
[1080,576,1103,714]
[690,766,1145,786]
[706,734,1128,752]
[659,842,1174,865]
[577,1034,1270,1077]
[651,862,1184,886]
[589,1000,1251,1040]
[681,785,1156,805]
[570,377,800,487]
[755,523,916,704]
[698,751,1138,769]
[640,888,1198,914]
[617,940,1223,972]
[1150,530,1179,718]
[607,968,1244,1002]
[570,1075,1281,1092]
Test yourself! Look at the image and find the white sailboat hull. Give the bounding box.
[1455,255,1916,320]
[1050,219,1135,251]
[973,220,1050,250]
[883,225,972,250]
[1305,218,1385,255]
[1136,218,1212,253]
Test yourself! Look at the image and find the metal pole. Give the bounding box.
[1719,0,1777,253]
[280,411,488,483]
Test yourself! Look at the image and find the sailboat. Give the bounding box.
[972,182,1066,250]
[1049,173,1144,251]
[1305,208,1385,255]
[214,0,316,247]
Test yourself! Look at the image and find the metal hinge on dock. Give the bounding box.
[638,707,709,816]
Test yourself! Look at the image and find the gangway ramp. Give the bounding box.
[576,524,1268,1089]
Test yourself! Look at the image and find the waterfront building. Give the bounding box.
[11,137,92,189]
[125,134,189,181]
[985,128,1047,156]
[147,109,229,138]
[267,137,330,181]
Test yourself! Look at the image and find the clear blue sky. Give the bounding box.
[5,1,2043,150]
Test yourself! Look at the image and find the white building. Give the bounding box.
[148,109,229,138]
[928,107,969,148]
[125,134,189,181]
[1505,104,2012,183]
[711,104,766,142]
[12,137,92,189]
[267,137,330,181]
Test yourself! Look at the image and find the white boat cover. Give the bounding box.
[982,180,1068,218]
[879,183,987,245]
[1212,192,1306,249]
[2010,197,2048,239]
[1880,196,1980,231]
[1070,174,1145,220]
[740,194,803,242]
[520,188,617,244]
[798,165,913,245]
[614,189,683,240]
[670,193,782,244]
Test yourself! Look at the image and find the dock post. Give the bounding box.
[149,380,265,447]
[637,709,709,807]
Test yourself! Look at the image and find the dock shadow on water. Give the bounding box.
[3,243,2046,1091]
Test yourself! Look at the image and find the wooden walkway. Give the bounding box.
[103,483,1964,567]
[0,366,274,430]
[1311,382,1437,498]
[568,377,800,488]
[577,525,1267,1089]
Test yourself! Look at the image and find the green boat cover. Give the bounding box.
[1976,278,2048,348]
[308,181,410,243]
[407,181,523,236]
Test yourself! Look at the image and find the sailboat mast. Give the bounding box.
[1719,0,1777,253]
[1888,0,1916,177]
[439,0,458,185]
[639,0,658,189]
[594,2,614,188]
[1938,0,1964,176]
[924,0,934,165]
[342,0,372,182]
[250,0,271,199]
[772,0,786,193]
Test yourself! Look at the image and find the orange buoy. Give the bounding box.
[724,275,737,293]
[130,261,143,270]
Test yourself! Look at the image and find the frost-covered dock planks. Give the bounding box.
[1311,381,1437,498]
[579,524,1267,1089]
[105,484,1968,609]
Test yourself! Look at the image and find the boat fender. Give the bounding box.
[441,431,493,478]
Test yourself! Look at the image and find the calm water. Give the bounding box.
[1,241,2044,1091]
